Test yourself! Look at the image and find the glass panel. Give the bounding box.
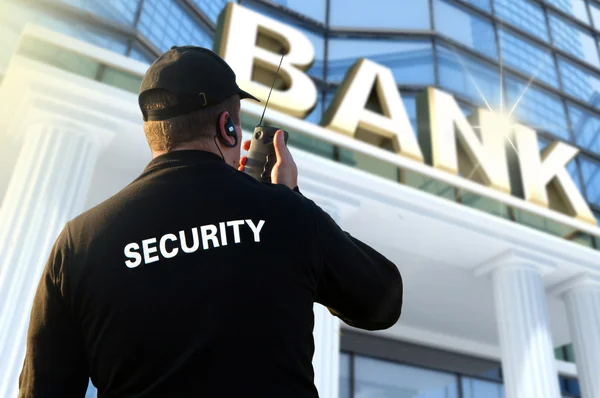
[558,57,600,109]
[242,3,325,79]
[546,0,590,25]
[460,192,511,218]
[498,28,558,88]
[338,149,400,181]
[329,0,430,29]
[101,67,143,94]
[354,355,458,398]
[327,38,434,84]
[494,0,549,42]
[17,37,101,79]
[304,90,324,124]
[591,2,600,31]
[434,0,497,59]
[567,102,600,156]
[138,0,212,54]
[580,155,600,206]
[458,0,492,12]
[461,377,505,398]
[191,0,229,23]
[339,352,351,398]
[129,45,155,64]
[505,74,570,141]
[54,0,140,26]
[401,93,418,134]
[549,13,599,68]
[437,43,502,110]
[511,208,578,237]
[559,375,581,396]
[268,0,326,23]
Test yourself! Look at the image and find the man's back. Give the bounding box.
[66,150,323,397]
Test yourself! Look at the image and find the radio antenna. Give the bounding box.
[258,51,285,126]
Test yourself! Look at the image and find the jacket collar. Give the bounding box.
[143,150,225,173]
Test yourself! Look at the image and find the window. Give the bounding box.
[580,155,600,206]
[401,92,418,134]
[242,3,325,79]
[437,43,503,110]
[327,38,434,85]
[458,0,492,12]
[461,377,504,398]
[559,376,582,397]
[545,0,590,25]
[549,13,599,68]
[494,0,549,42]
[129,45,155,64]
[498,28,558,88]
[558,57,600,109]
[354,355,458,398]
[591,2,600,31]
[138,0,212,53]
[55,0,140,26]
[329,0,430,29]
[567,102,600,156]
[267,0,326,23]
[100,67,143,94]
[434,0,497,59]
[191,0,229,23]
[505,75,570,141]
[339,352,351,398]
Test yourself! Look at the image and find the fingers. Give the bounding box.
[242,139,251,152]
[273,130,291,163]
[238,156,247,171]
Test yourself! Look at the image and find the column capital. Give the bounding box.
[549,273,600,298]
[474,249,556,278]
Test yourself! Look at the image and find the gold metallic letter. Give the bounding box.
[417,87,511,193]
[214,3,317,118]
[322,58,423,162]
[513,125,596,225]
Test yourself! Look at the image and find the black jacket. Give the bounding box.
[19,150,403,398]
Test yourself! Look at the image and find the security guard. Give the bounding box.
[18,46,403,397]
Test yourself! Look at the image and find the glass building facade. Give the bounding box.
[1,0,599,397]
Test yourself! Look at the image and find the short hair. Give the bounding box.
[141,90,240,152]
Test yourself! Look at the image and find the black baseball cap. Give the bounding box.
[139,45,259,121]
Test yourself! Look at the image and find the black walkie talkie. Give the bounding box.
[243,53,289,183]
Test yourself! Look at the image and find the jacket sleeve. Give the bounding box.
[18,224,89,398]
[307,199,403,331]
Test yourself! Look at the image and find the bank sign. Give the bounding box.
[215,3,596,226]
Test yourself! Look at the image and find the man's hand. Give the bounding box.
[238,130,298,190]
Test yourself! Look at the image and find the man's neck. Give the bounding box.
[151,141,216,160]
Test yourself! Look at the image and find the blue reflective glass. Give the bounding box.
[591,2,600,30]
[339,352,351,398]
[435,0,497,59]
[329,0,430,29]
[549,13,599,68]
[546,0,590,25]
[354,356,458,398]
[241,3,325,79]
[191,0,228,23]
[580,155,600,206]
[401,93,418,134]
[304,90,324,124]
[138,0,212,53]
[505,75,570,140]
[458,0,492,12]
[269,0,326,23]
[494,0,549,42]
[129,46,155,64]
[498,29,558,88]
[461,377,504,398]
[559,376,582,396]
[568,102,600,155]
[437,43,502,110]
[56,0,140,26]
[558,57,600,109]
[327,38,434,84]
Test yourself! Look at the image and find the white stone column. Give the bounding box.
[476,250,561,398]
[0,120,112,398]
[550,274,600,398]
[312,202,341,398]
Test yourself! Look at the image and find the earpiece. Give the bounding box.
[217,113,238,148]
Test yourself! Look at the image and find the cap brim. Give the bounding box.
[240,89,260,102]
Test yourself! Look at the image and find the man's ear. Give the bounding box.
[217,111,235,146]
